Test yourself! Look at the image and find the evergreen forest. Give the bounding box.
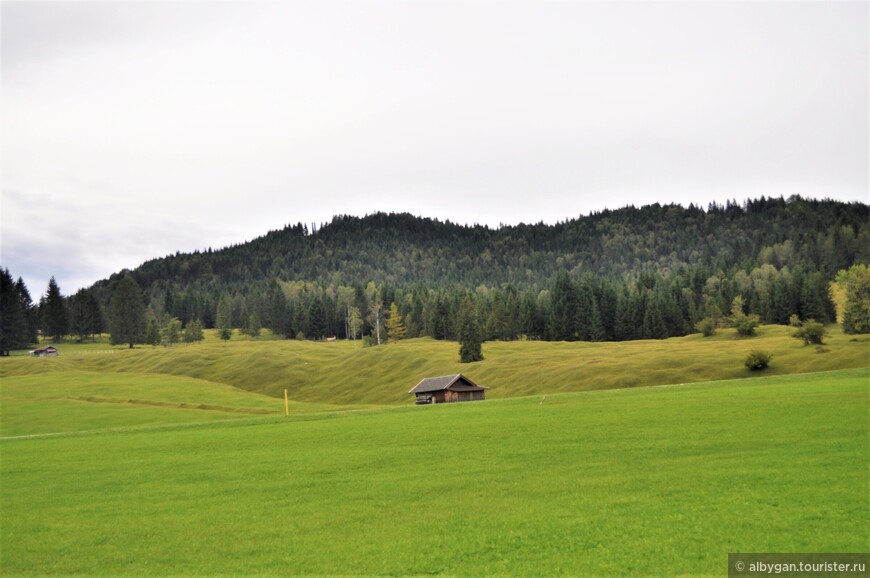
[2,195,869,351]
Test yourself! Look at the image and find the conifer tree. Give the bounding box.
[458,298,484,363]
[145,318,161,346]
[306,297,327,340]
[386,302,406,342]
[109,276,146,348]
[641,295,668,339]
[15,278,38,346]
[244,313,262,337]
[69,289,95,342]
[216,295,232,331]
[183,320,205,343]
[41,277,68,342]
[162,318,182,346]
[550,272,576,341]
[0,268,27,355]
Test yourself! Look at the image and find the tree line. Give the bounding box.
[2,196,869,354]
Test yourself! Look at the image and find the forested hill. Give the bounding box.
[82,195,868,343]
[102,196,867,292]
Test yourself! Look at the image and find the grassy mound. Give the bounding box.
[2,325,868,405]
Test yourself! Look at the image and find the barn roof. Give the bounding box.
[408,374,487,394]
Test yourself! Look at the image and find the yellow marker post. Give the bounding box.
[284,388,289,417]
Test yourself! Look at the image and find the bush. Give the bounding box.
[744,350,772,371]
[730,296,760,336]
[695,317,717,337]
[792,320,826,345]
[734,313,760,337]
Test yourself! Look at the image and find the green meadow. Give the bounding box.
[1,328,868,576]
[1,369,867,576]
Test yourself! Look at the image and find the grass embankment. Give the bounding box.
[1,368,867,576]
[2,325,868,405]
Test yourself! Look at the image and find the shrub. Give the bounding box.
[734,313,760,336]
[695,317,717,337]
[730,296,760,336]
[744,350,772,371]
[792,320,826,345]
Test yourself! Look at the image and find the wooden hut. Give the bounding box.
[30,346,58,357]
[409,374,487,405]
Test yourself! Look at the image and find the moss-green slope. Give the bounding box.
[2,325,867,405]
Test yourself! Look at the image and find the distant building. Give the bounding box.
[30,346,59,357]
[409,374,487,405]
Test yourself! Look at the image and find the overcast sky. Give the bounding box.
[2,1,868,294]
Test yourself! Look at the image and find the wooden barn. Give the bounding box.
[30,346,58,357]
[409,374,487,405]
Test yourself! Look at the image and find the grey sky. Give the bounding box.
[2,0,867,294]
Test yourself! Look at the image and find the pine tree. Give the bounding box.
[0,268,27,355]
[244,313,262,337]
[69,289,95,342]
[614,289,640,341]
[458,298,484,363]
[550,272,576,341]
[574,281,599,341]
[161,318,182,346]
[109,276,146,348]
[183,320,205,343]
[800,271,835,323]
[386,302,407,342]
[641,293,668,339]
[145,318,161,346]
[41,277,68,342]
[306,297,327,340]
[216,295,232,331]
[15,278,38,347]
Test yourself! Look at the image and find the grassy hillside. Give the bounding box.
[2,368,867,576]
[2,325,868,405]
[0,371,365,438]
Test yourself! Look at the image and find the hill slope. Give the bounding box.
[2,326,867,404]
[97,196,869,295]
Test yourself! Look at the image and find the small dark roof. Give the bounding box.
[409,374,487,394]
[32,346,57,352]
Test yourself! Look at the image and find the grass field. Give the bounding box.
[1,330,868,575]
[0,371,363,438]
[2,324,868,405]
[1,367,868,576]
